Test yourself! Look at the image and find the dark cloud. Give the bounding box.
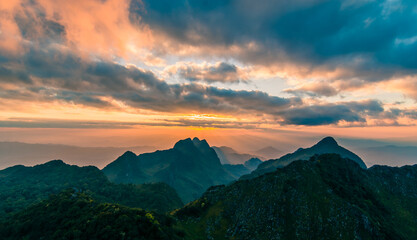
[285,83,339,97]
[173,62,245,83]
[0,118,137,129]
[0,117,263,129]
[279,100,385,126]
[0,45,299,116]
[1,41,409,127]
[135,0,417,81]
[1,0,414,128]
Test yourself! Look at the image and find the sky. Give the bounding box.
[1,0,417,152]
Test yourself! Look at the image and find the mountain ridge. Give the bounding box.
[174,154,417,239]
[0,159,183,217]
[246,136,366,179]
[103,137,236,202]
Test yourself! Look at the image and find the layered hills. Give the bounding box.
[1,137,416,239]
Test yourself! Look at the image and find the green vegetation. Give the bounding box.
[174,154,417,240]
[0,160,183,219]
[0,190,184,240]
[2,149,417,239]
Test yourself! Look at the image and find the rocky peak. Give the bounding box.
[315,136,339,148]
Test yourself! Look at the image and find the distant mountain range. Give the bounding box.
[103,138,236,202]
[0,142,156,169]
[356,145,417,166]
[175,154,417,239]
[212,146,260,164]
[246,137,366,179]
[223,158,263,179]
[1,137,417,239]
[253,146,282,159]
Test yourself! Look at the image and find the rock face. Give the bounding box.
[175,154,417,240]
[103,137,235,203]
[246,136,366,179]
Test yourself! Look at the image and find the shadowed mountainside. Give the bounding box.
[0,160,183,218]
[175,154,417,240]
[246,137,366,179]
[103,138,235,203]
[0,190,184,240]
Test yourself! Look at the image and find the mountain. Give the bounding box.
[247,136,366,179]
[0,190,184,240]
[244,157,263,171]
[0,141,156,169]
[212,146,259,165]
[174,154,417,240]
[103,137,235,203]
[0,160,183,218]
[224,158,263,179]
[253,146,282,159]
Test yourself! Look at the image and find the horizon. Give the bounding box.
[1,135,416,171]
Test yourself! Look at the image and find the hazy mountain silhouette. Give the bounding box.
[103,137,235,202]
[244,157,263,171]
[212,146,260,164]
[253,146,282,159]
[0,142,156,170]
[246,137,366,179]
[356,145,417,166]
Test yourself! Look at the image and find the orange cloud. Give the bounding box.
[0,0,24,55]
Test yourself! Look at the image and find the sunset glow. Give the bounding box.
[1,0,417,150]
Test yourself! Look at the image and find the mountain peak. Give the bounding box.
[174,137,211,151]
[42,159,66,167]
[120,151,137,158]
[315,137,338,147]
[173,138,194,150]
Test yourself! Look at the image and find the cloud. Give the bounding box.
[0,39,414,128]
[134,0,417,84]
[0,118,137,129]
[284,82,339,97]
[278,100,385,126]
[0,0,152,60]
[0,43,300,116]
[1,0,417,129]
[166,62,247,84]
